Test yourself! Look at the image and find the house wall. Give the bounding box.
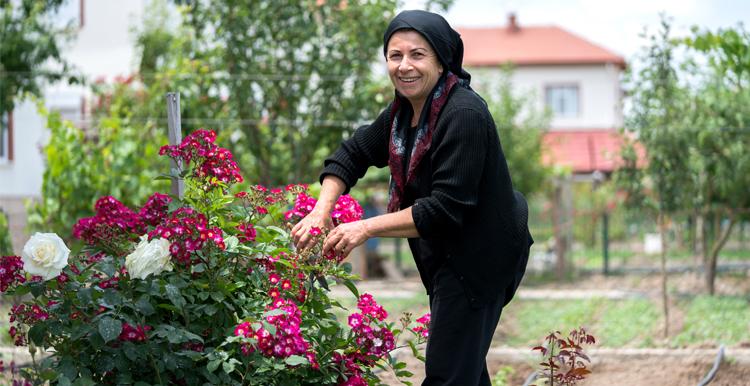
[468,63,624,130]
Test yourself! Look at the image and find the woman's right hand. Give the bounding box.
[291,208,333,251]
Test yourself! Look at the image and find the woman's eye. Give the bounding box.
[389,54,402,61]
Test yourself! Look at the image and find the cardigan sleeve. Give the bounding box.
[319,106,391,194]
[411,107,490,238]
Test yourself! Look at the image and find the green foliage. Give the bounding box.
[597,299,659,347]
[26,101,170,242]
[617,16,750,293]
[673,296,750,347]
[0,0,78,117]
[7,131,426,384]
[491,365,515,386]
[0,209,12,255]
[485,68,552,198]
[159,0,398,186]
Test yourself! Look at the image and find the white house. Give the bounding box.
[458,14,631,176]
[0,0,148,253]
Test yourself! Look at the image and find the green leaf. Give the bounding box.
[316,275,330,291]
[57,376,72,386]
[266,226,288,238]
[224,235,239,252]
[135,296,155,315]
[207,359,221,373]
[102,289,123,307]
[77,287,93,304]
[210,291,225,302]
[284,355,309,366]
[342,279,359,298]
[262,308,287,318]
[40,367,57,380]
[222,360,236,374]
[98,317,122,343]
[123,342,140,361]
[72,376,97,386]
[28,323,47,345]
[165,284,186,308]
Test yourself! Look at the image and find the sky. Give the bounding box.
[402,0,749,63]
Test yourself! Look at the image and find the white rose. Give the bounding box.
[125,235,173,280]
[22,233,70,280]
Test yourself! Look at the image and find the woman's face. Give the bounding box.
[386,30,443,109]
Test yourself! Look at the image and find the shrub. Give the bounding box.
[2,129,427,385]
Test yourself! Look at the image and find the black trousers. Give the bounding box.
[423,266,505,386]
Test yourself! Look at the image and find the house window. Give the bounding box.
[545,85,579,118]
[0,112,12,163]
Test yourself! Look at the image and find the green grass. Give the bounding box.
[597,299,660,347]
[672,295,750,347]
[499,296,747,348]
[502,298,605,346]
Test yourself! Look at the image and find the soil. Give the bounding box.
[378,352,750,386]
[367,270,750,385]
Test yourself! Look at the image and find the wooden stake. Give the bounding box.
[166,92,184,199]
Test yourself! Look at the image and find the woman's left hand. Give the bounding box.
[323,220,371,258]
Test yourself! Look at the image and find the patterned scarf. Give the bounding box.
[387,72,461,213]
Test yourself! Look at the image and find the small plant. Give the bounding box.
[491,365,515,386]
[532,327,596,386]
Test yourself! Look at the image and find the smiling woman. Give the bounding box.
[292,9,533,386]
[386,30,444,124]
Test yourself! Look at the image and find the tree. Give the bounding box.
[171,0,398,186]
[683,24,750,294]
[618,18,750,296]
[0,0,78,126]
[617,18,693,334]
[485,68,552,198]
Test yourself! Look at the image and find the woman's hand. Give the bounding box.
[291,209,333,251]
[322,220,371,258]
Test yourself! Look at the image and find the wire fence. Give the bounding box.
[528,198,750,275]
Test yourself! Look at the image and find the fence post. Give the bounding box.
[602,211,610,275]
[166,92,185,199]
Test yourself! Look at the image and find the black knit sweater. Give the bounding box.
[321,87,532,307]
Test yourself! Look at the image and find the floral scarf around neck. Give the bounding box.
[386,71,463,213]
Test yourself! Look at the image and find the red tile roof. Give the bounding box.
[542,129,644,173]
[457,25,626,69]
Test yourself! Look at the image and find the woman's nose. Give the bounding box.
[398,57,413,72]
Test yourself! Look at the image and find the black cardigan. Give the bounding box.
[321,87,532,307]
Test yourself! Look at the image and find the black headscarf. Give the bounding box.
[383,10,471,83]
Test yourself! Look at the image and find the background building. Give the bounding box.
[459,14,629,178]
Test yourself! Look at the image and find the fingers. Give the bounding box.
[322,229,342,255]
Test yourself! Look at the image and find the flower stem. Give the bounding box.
[149,352,164,385]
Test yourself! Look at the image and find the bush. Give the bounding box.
[0,209,12,255]
[2,130,427,385]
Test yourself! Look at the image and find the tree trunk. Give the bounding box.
[658,210,670,338]
[694,214,705,272]
[705,214,736,295]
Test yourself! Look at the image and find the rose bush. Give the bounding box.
[1,129,428,385]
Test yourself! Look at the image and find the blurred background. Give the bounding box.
[1,1,748,384]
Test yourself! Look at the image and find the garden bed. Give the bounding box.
[376,348,750,385]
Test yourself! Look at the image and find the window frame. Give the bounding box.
[544,83,581,118]
[0,111,13,164]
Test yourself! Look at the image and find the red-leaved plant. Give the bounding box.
[532,327,596,386]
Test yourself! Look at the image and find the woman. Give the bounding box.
[292,10,532,386]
